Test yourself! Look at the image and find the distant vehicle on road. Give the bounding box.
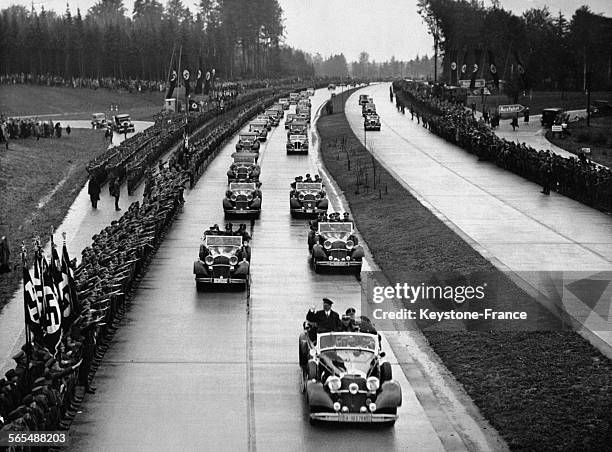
[112,114,135,134]
[590,100,612,117]
[194,234,250,290]
[91,113,107,129]
[364,114,381,131]
[223,182,262,219]
[308,221,364,275]
[358,94,369,106]
[290,181,327,217]
[541,108,565,127]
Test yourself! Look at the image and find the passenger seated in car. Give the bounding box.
[314,174,322,182]
[237,223,251,242]
[304,173,313,182]
[225,223,234,235]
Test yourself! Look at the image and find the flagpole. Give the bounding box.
[177,45,183,111]
[21,243,31,371]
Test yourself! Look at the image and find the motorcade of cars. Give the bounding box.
[358,94,370,106]
[223,182,262,219]
[249,122,268,141]
[227,153,260,183]
[235,132,261,152]
[91,113,107,129]
[290,181,328,217]
[299,330,401,425]
[193,234,250,290]
[308,221,364,274]
[112,113,135,134]
[286,134,309,155]
[364,114,381,131]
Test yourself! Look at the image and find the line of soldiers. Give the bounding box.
[393,83,612,212]
[0,116,66,141]
[0,165,186,436]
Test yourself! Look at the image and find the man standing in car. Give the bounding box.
[306,298,341,333]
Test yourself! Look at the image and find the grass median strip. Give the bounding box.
[317,91,612,451]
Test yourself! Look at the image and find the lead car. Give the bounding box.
[300,330,401,425]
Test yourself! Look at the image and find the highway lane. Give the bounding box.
[68,89,450,451]
[346,83,612,357]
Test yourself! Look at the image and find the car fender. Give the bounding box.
[376,381,402,408]
[351,245,365,260]
[193,260,207,275]
[312,244,326,259]
[306,381,334,410]
[317,198,329,210]
[290,198,301,209]
[223,198,233,210]
[234,261,249,275]
[251,198,262,209]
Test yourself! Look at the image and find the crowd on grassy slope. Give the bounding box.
[392,80,612,212]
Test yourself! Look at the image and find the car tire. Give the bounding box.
[380,361,392,383]
[313,260,320,274]
[307,361,318,380]
[299,342,307,368]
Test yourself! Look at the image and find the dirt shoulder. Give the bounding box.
[317,91,612,451]
[546,116,612,168]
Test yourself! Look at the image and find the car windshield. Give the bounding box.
[250,124,265,130]
[239,134,256,141]
[318,222,353,241]
[93,113,105,119]
[116,115,130,120]
[233,155,256,164]
[289,135,306,141]
[230,182,256,194]
[205,235,243,256]
[296,182,322,192]
[318,333,377,376]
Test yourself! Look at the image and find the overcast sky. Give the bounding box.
[3,0,612,62]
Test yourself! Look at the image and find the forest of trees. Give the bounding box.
[0,0,315,81]
[417,0,612,91]
[312,52,437,80]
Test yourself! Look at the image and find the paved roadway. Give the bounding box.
[346,83,612,357]
[0,122,152,376]
[67,90,483,451]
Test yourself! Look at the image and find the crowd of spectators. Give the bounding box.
[392,80,612,212]
[0,116,67,144]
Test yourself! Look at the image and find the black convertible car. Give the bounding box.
[193,234,250,290]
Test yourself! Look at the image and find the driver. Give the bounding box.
[237,223,251,242]
[304,173,313,182]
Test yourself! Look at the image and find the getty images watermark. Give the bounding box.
[360,271,612,332]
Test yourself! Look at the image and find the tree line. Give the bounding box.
[312,52,437,80]
[417,0,612,91]
[0,0,315,81]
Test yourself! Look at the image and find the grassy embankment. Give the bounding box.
[317,90,612,451]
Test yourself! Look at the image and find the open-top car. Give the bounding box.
[309,222,364,274]
[279,98,290,109]
[194,235,250,290]
[263,110,280,126]
[307,87,315,96]
[91,112,107,129]
[358,94,370,106]
[289,93,300,104]
[235,132,261,152]
[227,153,260,183]
[286,134,309,155]
[249,122,268,141]
[287,120,308,137]
[296,107,311,123]
[362,103,376,117]
[285,113,297,129]
[269,104,284,119]
[112,114,135,134]
[364,114,381,131]
[255,115,273,130]
[300,330,401,425]
[290,182,328,217]
[223,182,262,219]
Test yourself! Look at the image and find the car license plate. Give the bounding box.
[339,413,371,422]
[213,278,228,283]
[305,209,313,213]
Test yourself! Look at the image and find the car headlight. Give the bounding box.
[298,193,305,201]
[323,240,332,250]
[231,194,237,201]
[247,194,253,201]
[346,240,354,250]
[349,383,359,395]
[229,256,238,266]
[366,377,380,392]
[326,376,341,393]
[369,402,377,412]
[328,256,334,261]
[204,255,214,265]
